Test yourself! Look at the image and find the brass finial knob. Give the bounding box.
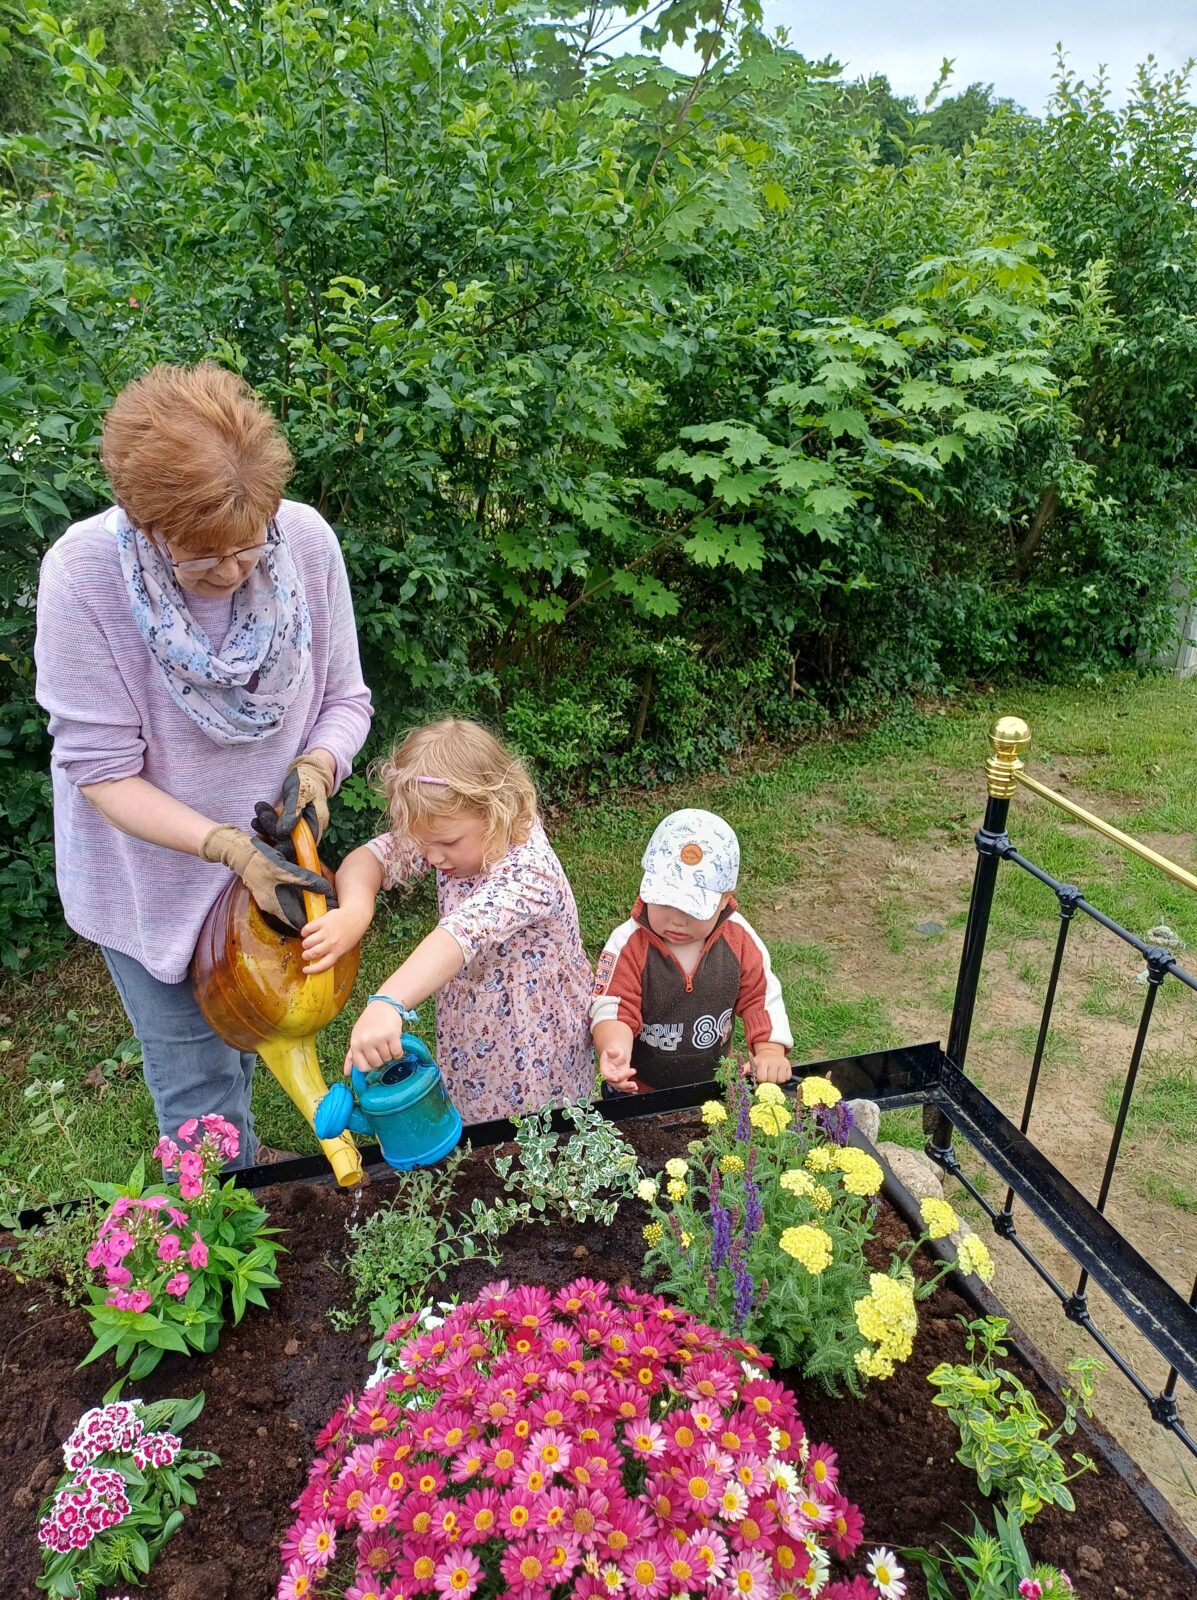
[986,716,1030,799]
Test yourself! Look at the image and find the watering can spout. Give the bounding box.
[191,814,365,1185]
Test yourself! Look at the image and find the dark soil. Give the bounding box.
[2,1110,1192,1600]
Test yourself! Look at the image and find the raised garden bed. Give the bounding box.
[2,1108,1193,1600]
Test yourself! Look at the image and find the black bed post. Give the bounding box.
[926,716,1030,1162]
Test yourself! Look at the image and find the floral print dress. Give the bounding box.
[365,820,594,1123]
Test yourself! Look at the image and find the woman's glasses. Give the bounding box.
[164,522,275,580]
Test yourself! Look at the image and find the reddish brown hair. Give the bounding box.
[101,363,293,554]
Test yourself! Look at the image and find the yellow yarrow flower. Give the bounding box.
[680,1231,692,1248]
[720,1154,745,1175]
[853,1273,918,1365]
[755,1082,786,1106]
[956,1232,996,1283]
[833,1148,883,1197]
[805,1146,836,1174]
[779,1169,816,1199]
[665,1158,689,1180]
[778,1225,834,1274]
[666,1179,687,1203]
[643,1223,663,1247]
[701,1101,728,1125]
[809,1185,834,1215]
[636,1179,659,1203]
[800,1076,841,1109]
[919,1197,960,1241]
[749,1102,789,1137]
[854,1346,895,1380]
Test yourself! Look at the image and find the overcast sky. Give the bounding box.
[755,1,1193,112]
[657,2,1193,113]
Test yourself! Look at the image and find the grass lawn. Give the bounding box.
[3,672,1196,1205]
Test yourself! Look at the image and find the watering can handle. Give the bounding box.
[352,1035,436,1088]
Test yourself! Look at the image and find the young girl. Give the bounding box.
[300,718,594,1123]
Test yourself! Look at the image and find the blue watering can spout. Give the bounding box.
[313,1033,462,1171]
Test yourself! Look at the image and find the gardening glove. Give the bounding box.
[278,754,334,841]
[201,824,337,933]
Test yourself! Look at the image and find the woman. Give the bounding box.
[35,363,373,1166]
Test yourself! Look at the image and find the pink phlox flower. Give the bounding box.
[432,1548,483,1599]
[176,1117,200,1143]
[127,1288,153,1313]
[167,1205,189,1227]
[623,1419,667,1460]
[104,1265,133,1288]
[165,1271,191,1298]
[178,1149,204,1198]
[297,1517,338,1566]
[153,1137,180,1168]
[157,1232,182,1262]
[200,1112,241,1159]
[141,1194,168,1210]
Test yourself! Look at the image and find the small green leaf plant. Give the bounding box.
[491,1099,643,1226]
[640,1063,995,1393]
[928,1315,1101,1523]
[2,1076,105,1307]
[903,1506,1078,1599]
[36,1393,218,1599]
[80,1115,283,1378]
[328,1148,526,1342]
[331,1103,641,1344]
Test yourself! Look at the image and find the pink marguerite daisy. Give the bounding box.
[433,1548,483,1598]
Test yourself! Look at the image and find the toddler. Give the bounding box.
[591,808,792,1093]
[301,718,593,1123]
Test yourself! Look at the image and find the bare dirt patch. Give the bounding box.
[758,810,1197,1532]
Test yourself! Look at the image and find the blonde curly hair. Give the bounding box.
[375,719,537,868]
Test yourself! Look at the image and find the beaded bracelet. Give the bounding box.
[366,993,420,1023]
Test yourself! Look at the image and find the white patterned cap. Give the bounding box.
[639,808,740,920]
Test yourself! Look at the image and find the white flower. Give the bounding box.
[868,1548,906,1600]
[665,1157,689,1179]
[636,1179,659,1202]
[740,1360,767,1382]
[802,1539,830,1593]
[767,1457,800,1492]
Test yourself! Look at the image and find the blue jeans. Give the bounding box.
[102,947,259,1169]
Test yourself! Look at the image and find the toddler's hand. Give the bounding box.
[750,1050,792,1085]
[302,906,369,974]
[599,1043,636,1089]
[344,999,406,1075]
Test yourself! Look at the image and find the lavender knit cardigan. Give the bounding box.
[35,500,374,983]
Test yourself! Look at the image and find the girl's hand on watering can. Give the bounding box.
[302,905,371,974]
[344,999,407,1074]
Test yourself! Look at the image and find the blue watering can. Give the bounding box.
[313,1033,463,1171]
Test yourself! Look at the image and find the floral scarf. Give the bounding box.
[112,507,312,745]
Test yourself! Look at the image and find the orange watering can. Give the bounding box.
[191,817,365,1186]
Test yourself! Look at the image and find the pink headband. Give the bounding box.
[416,775,450,786]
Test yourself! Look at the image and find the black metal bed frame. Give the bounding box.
[232,715,1196,1480]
